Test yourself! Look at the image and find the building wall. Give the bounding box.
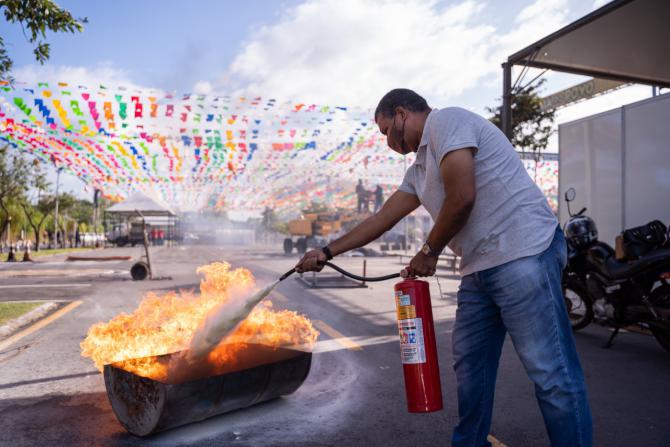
[559,93,670,245]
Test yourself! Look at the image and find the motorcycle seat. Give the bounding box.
[599,247,670,280]
[587,241,615,260]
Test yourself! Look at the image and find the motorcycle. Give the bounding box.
[561,188,670,353]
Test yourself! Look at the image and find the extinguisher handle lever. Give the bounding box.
[400,268,417,279]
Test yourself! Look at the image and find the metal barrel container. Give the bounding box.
[130,261,150,280]
[103,343,312,436]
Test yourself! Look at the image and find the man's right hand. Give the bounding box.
[295,249,327,273]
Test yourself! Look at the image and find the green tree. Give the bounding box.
[53,192,76,244]
[0,0,86,79]
[0,146,31,240]
[19,162,50,249]
[2,200,26,241]
[20,196,51,249]
[92,194,111,233]
[47,193,95,245]
[487,79,556,155]
[69,197,93,225]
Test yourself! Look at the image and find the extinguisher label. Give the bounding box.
[397,318,426,364]
[396,292,411,307]
[397,305,416,320]
[395,292,416,320]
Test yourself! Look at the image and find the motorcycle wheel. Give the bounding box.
[649,285,670,354]
[562,279,593,330]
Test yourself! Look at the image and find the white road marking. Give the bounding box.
[311,334,397,353]
[0,283,92,289]
[313,320,363,351]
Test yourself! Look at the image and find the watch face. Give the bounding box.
[421,243,430,255]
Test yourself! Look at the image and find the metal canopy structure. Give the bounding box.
[106,192,177,218]
[105,192,181,245]
[501,0,670,137]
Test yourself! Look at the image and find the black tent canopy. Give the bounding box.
[501,0,670,136]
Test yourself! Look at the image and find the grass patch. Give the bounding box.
[0,301,46,325]
[31,247,96,259]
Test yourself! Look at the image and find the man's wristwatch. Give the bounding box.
[421,242,439,257]
[321,245,334,260]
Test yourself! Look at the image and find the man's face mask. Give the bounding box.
[390,111,410,155]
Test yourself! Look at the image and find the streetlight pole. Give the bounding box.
[54,167,62,248]
[93,189,100,239]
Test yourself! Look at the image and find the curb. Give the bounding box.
[0,301,62,339]
[66,255,133,261]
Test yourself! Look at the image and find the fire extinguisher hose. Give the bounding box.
[278,261,401,282]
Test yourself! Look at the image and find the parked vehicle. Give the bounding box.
[106,220,146,247]
[284,212,337,254]
[283,205,364,254]
[561,188,670,353]
[80,233,106,247]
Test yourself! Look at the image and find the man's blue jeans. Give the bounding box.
[451,227,592,447]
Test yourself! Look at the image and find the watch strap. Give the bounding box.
[423,242,439,257]
[321,245,334,260]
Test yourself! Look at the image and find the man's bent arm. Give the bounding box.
[425,148,476,253]
[329,190,420,256]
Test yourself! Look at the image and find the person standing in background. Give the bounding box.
[374,184,384,212]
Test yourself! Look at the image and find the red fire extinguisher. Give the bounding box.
[394,278,443,413]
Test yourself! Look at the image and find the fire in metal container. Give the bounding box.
[104,344,312,436]
[81,261,319,435]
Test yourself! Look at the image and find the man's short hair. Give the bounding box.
[374,89,430,119]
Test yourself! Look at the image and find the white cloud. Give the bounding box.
[592,0,612,10]
[219,0,569,109]
[495,0,568,65]
[11,62,142,90]
[10,0,572,115]
[193,80,213,95]
[516,0,566,23]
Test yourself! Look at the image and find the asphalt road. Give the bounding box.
[0,245,668,446]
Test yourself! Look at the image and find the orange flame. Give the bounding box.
[80,262,318,381]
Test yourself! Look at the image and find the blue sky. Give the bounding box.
[4,0,653,200]
[4,0,604,106]
[5,0,515,87]
[4,0,302,93]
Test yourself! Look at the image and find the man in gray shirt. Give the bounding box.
[297,89,592,447]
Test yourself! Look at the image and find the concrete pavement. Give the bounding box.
[0,245,668,446]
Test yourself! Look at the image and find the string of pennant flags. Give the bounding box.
[0,80,557,214]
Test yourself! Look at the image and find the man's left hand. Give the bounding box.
[404,252,439,277]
